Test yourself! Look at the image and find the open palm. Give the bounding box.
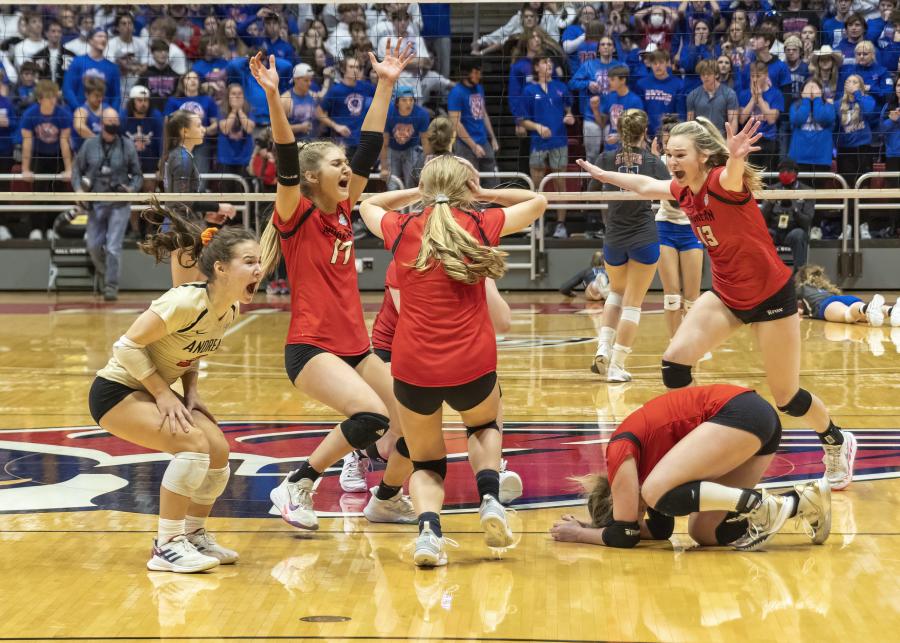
[249,52,280,94]
[725,117,762,160]
[368,38,415,82]
[576,158,608,182]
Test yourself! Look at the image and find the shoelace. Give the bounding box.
[288,481,315,508]
[793,514,817,539]
[822,445,845,475]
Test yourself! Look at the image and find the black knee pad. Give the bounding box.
[412,457,447,480]
[340,412,390,450]
[394,437,410,459]
[654,481,701,517]
[777,388,812,417]
[465,419,499,438]
[600,520,641,548]
[715,512,749,545]
[645,507,675,540]
[661,360,693,388]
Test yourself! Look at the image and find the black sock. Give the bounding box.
[375,482,402,500]
[475,469,501,500]
[784,490,800,518]
[418,511,441,537]
[818,421,844,446]
[861,303,868,314]
[288,461,321,483]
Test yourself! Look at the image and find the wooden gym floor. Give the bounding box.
[1,290,899,642]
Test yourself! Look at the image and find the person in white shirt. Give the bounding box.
[11,9,45,72]
[106,13,149,68]
[376,8,430,71]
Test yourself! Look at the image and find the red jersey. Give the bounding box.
[381,206,506,387]
[606,384,753,484]
[670,166,791,309]
[274,196,371,354]
[371,261,399,351]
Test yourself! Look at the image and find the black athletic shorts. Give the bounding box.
[708,391,782,455]
[373,347,392,363]
[88,376,139,424]
[394,371,498,416]
[284,343,372,383]
[714,277,798,324]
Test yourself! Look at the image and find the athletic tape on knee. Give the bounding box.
[412,457,447,480]
[663,294,682,311]
[715,512,749,545]
[466,420,499,438]
[340,412,390,449]
[661,359,693,388]
[161,452,210,497]
[605,291,623,308]
[777,388,812,417]
[395,437,410,459]
[654,481,701,517]
[190,465,230,505]
[621,306,641,325]
[683,299,695,311]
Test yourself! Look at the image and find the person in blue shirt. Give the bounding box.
[636,49,684,137]
[20,80,74,239]
[420,3,451,79]
[62,28,121,111]
[193,36,230,106]
[561,4,599,74]
[316,56,376,157]
[876,10,900,71]
[738,61,784,172]
[519,55,575,239]
[823,0,853,48]
[836,74,878,187]
[881,80,900,177]
[226,52,293,127]
[867,0,896,44]
[217,84,256,179]
[379,86,430,189]
[788,79,836,181]
[120,85,164,195]
[599,65,645,153]
[11,60,38,116]
[736,30,792,93]
[0,92,18,239]
[448,57,499,185]
[164,70,220,186]
[257,13,296,63]
[676,18,716,94]
[71,77,109,153]
[281,63,319,142]
[569,36,621,163]
[840,40,891,109]
[836,13,869,65]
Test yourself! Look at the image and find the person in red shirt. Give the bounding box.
[576,116,857,492]
[249,42,420,531]
[550,385,831,551]
[369,257,524,506]
[359,154,547,567]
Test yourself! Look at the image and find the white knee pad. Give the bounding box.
[683,298,696,311]
[621,306,641,325]
[663,294,682,311]
[191,465,230,506]
[161,452,210,497]
[606,291,623,308]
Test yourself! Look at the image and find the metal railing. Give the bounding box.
[852,172,900,278]
[478,172,538,279]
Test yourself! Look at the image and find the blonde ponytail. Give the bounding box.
[670,117,763,192]
[259,210,282,277]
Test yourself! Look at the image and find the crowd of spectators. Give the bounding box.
[0,2,899,241]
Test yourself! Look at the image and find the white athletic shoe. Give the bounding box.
[866,294,885,327]
[731,492,793,552]
[591,342,610,374]
[793,478,832,545]
[498,459,523,504]
[606,363,632,383]
[822,430,857,491]
[891,297,900,328]
[479,494,514,548]
[270,474,318,530]
[339,450,368,492]
[363,486,417,523]
[147,535,220,573]
[414,522,456,567]
[186,529,239,564]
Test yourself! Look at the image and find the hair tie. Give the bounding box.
[200,227,218,246]
[434,194,449,204]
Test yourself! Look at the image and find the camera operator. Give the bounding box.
[72,107,143,301]
[761,158,813,271]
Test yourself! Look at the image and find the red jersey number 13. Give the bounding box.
[697,225,720,247]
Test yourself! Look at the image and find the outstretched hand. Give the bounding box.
[369,38,415,82]
[725,117,762,161]
[249,52,280,94]
[576,158,608,183]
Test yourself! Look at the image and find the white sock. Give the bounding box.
[610,343,631,370]
[184,515,207,535]
[157,517,184,544]
[598,326,616,350]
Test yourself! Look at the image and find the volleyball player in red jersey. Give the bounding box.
[369,258,525,505]
[359,155,547,566]
[249,43,419,530]
[576,116,857,491]
[550,385,831,551]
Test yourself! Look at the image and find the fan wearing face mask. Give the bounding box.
[759,158,813,271]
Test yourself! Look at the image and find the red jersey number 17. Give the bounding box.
[697,225,720,247]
